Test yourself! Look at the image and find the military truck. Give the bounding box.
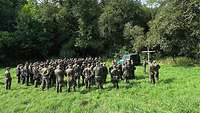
[117,53,140,65]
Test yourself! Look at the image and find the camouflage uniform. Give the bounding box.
[117,64,123,80]
[21,67,26,85]
[94,64,104,89]
[131,61,136,79]
[154,61,160,82]
[149,62,156,84]
[102,63,108,83]
[49,65,56,87]
[54,65,65,93]
[73,63,82,87]
[66,65,76,92]
[5,68,12,90]
[33,66,41,87]
[83,65,92,89]
[122,61,131,83]
[111,66,119,89]
[28,63,34,84]
[90,64,96,86]
[24,63,30,86]
[40,67,50,90]
[81,63,86,85]
[16,64,21,84]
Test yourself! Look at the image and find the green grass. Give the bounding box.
[1,64,200,113]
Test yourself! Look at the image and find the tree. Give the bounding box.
[123,24,146,52]
[0,0,26,32]
[99,0,150,54]
[74,0,103,56]
[147,0,200,58]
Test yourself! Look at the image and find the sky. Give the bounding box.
[141,0,148,4]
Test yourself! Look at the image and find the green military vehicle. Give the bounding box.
[117,53,140,65]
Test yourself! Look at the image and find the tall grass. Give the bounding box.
[158,57,199,66]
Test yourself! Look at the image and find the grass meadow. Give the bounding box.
[0,62,200,113]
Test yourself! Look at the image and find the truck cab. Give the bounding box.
[117,53,140,65]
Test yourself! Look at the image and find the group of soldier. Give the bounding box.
[143,60,160,84]
[4,57,160,92]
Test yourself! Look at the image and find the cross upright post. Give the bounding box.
[142,47,155,62]
[142,47,156,77]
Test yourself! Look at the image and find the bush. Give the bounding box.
[158,57,199,66]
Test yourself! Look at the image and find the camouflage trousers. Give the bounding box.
[112,76,119,89]
[41,77,49,90]
[5,77,12,90]
[17,74,21,84]
[85,76,92,89]
[34,77,40,87]
[149,72,156,84]
[75,73,81,87]
[68,78,76,92]
[56,80,63,93]
[95,76,103,89]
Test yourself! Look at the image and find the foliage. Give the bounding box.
[147,0,200,58]
[0,0,199,65]
[123,24,147,52]
[0,0,26,32]
[99,0,150,53]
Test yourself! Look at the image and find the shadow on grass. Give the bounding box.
[104,85,115,91]
[160,78,175,84]
[0,82,4,85]
[79,86,101,94]
[136,75,146,80]
[118,81,139,89]
[172,64,196,68]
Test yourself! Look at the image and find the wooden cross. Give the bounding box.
[142,47,155,62]
[142,47,156,78]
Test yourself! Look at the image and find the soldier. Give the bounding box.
[83,64,92,90]
[149,61,156,84]
[66,64,76,92]
[40,65,50,90]
[4,67,12,90]
[154,61,160,82]
[117,64,123,80]
[73,63,82,87]
[21,65,26,85]
[24,62,30,86]
[33,65,41,87]
[110,65,119,89]
[102,63,108,83]
[81,62,86,85]
[28,63,34,84]
[54,65,65,93]
[130,60,136,79]
[122,61,131,83]
[94,63,104,89]
[90,63,96,86]
[49,64,56,88]
[16,64,22,83]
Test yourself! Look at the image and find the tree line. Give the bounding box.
[0,0,199,66]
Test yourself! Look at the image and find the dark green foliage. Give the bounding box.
[1,0,199,65]
[147,0,200,58]
[99,0,150,54]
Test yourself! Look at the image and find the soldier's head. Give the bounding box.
[68,64,72,68]
[87,63,91,68]
[5,67,10,71]
[56,65,61,69]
